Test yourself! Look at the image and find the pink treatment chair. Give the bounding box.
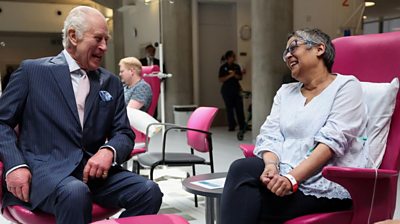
[240,31,400,223]
[138,107,218,206]
[91,214,189,224]
[129,65,161,172]
[131,65,161,151]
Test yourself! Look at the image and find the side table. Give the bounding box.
[182,172,227,224]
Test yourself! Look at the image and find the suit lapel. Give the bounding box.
[50,53,81,126]
[84,70,101,124]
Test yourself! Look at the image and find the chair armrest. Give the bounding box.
[322,166,398,223]
[239,144,256,158]
[143,122,179,149]
[165,126,212,135]
[323,166,398,179]
[158,126,212,161]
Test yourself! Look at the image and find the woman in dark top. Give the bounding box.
[219,50,245,132]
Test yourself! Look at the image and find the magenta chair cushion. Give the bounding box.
[141,65,161,117]
[284,211,353,224]
[7,203,120,224]
[186,107,218,153]
[239,144,255,158]
[91,214,189,224]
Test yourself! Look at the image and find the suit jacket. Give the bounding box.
[139,57,160,67]
[0,52,135,209]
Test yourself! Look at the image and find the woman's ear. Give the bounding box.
[316,44,326,57]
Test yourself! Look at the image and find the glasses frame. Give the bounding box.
[282,39,317,62]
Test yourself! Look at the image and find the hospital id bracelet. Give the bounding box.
[283,174,298,193]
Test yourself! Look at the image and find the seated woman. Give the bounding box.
[220,28,369,223]
[119,57,153,112]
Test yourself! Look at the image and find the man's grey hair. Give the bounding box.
[62,6,97,49]
[288,28,335,72]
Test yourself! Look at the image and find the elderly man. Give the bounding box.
[0,6,162,224]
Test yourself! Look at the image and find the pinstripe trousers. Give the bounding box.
[38,158,163,224]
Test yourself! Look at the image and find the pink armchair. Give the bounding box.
[129,66,162,173]
[240,31,400,223]
[131,65,161,151]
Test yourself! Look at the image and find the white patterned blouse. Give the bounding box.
[254,74,369,199]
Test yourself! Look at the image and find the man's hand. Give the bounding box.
[83,148,113,183]
[6,167,31,202]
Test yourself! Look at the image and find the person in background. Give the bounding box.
[218,50,245,132]
[139,44,165,119]
[119,57,152,112]
[140,44,159,67]
[0,6,162,224]
[220,28,369,223]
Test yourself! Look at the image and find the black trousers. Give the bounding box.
[221,90,245,131]
[220,157,352,224]
[37,158,163,224]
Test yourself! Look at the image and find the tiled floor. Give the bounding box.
[1,126,399,223]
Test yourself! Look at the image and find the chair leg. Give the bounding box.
[150,166,155,180]
[132,160,141,175]
[136,162,141,175]
[192,164,198,207]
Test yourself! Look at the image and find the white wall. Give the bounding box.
[0,1,76,33]
[193,0,251,107]
[294,0,364,38]
[236,0,251,92]
[0,1,114,73]
[122,1,160,59]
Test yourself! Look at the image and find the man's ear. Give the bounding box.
[316,44,326,57]
[68,28,78,47]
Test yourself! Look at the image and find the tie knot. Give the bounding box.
[74,69,87,77]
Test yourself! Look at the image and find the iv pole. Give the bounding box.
[158,0,166,125]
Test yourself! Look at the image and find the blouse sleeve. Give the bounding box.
[314,78,366,157]
[253,87,285,160]
[130,83,152,105]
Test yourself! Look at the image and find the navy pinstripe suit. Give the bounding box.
[0,53,162,220]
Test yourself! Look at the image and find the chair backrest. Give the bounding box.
[332,31,400,171]
[132,66,161,143]
[142,65,161,117]
[186,107,218,153]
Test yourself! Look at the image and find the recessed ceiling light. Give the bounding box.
[363,15,367,19]
[365,1,375,7]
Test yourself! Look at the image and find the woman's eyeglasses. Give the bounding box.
[282,39,315,62]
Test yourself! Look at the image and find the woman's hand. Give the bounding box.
[260,164,279,188]
[266,174,292,197]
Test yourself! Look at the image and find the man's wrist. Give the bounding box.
[100,147,114,156]
[6,164,29,177]
[99,145,117,164]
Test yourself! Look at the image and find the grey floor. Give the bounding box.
[1,126,399,223]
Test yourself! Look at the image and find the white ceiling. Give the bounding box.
[364,0,400,20]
